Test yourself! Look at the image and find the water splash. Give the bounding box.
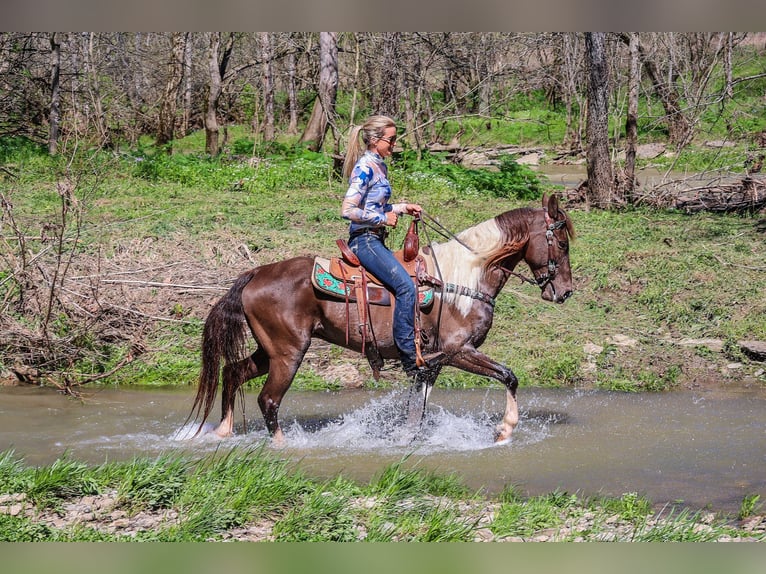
[268,390,559,455]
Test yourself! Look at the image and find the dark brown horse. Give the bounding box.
[188,194,575,445]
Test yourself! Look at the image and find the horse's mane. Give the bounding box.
[427,208,533,315]
[426,206,575,316]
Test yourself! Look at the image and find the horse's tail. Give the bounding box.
[186,269,256,433]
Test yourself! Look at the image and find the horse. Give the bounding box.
[187,193,575,445]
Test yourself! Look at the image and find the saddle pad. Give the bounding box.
[312,257,433,308]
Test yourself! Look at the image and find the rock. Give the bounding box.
[636,143,666,159]
[677,338,724,352]
[516,153,540,166]
[739,340,766,361]
[609,334,638,347]
[583,343,604,355]
[705,140,736,148]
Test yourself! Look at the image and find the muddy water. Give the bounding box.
[1,385,764,512]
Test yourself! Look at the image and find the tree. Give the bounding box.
[156,33,187,151]
[259,32,275,141]
[299,32,338,152]
[48,33,61,155]
[204,32,234,157]
[584,32,615,208]
[622,33,640,201]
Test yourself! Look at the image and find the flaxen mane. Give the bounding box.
[426,207,574,316]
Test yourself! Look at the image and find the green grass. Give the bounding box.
[0,449,759,542]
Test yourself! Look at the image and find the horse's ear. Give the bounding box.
[541,193,548,209]
[546,193,559,219]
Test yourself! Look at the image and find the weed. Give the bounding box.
[738,494,762,520]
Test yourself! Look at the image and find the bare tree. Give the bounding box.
[622,33,640,201]
[156,33,187,151]
[259,32,275,141]
[204,32,234,156]
[48,33,61,155]
[618,33,692,147]
[285,36,299,135]
[299,32,338,152]
[181,34,193,137]
[585,32,615,208]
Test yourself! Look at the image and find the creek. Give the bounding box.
[1,384,764,513]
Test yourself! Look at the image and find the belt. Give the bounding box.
[349,227,388,241]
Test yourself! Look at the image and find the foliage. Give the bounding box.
[394,151,543,200]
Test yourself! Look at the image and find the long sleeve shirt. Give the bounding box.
[341,151,406,235]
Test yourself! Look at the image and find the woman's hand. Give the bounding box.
[385,211,399,227]
[402,203,423,217]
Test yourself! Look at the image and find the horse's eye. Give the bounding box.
[558,241,568,252]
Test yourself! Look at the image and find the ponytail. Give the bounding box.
[342,125,365,180]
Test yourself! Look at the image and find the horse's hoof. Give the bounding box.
[270,430,286,449]
[493,434,512,446]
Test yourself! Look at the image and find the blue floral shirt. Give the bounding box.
[341,151,405,235]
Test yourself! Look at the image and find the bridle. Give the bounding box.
[504,210,567,293]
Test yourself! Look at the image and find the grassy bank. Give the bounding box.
[0,448,762,542]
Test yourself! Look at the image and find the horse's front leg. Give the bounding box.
[448,348,519,443]
[404,367,441,435]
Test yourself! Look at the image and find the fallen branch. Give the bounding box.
[100,279,229,291]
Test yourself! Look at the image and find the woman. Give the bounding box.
[341,115,423,376]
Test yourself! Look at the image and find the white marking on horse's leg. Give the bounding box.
[495,388,519,443]
[271,428,286,448]
[212,411,234,438]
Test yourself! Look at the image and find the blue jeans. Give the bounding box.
[348,232,417,368]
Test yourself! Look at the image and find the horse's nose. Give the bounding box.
[558,290,573,303]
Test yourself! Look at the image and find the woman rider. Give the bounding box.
[341,115,423,376]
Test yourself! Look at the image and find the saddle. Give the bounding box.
[310,220,442,378]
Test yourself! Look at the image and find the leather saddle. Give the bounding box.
[311,246,435,308]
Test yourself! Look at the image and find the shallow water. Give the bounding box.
[1,384,764,512]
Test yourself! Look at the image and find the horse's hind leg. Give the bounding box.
[257,349,308,446]
[214,348,269,438]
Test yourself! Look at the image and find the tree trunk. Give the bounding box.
[205,33,222,156]
[260,32,275,141]
[299,32,338,152]
[181,33,193,137]
[83,33,109,148]
[156,33,186,152]
[585,33,614,208]
[204,33,234,157]
[378,33,401,117]
[286,42,299,135]
[724,32,734,101]
[48,33,61,156]
[623,33,640,201]
[348,33,361,128]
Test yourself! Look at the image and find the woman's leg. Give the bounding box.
[350,234,418,371]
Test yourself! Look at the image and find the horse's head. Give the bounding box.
[524,194,574,303]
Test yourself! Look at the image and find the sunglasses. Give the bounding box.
[379,135,397,145]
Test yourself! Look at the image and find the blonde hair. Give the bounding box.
[342,115,396,179]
